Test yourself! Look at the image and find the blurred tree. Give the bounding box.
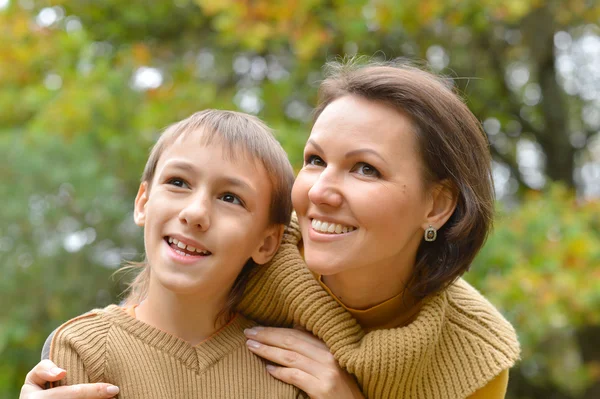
[469,185,600,398]
[194,0,600,193]
[1,0,599,398]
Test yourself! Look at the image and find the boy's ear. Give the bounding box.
[251,224,285,265]
[423,180,458,231]
[133,182,149,227]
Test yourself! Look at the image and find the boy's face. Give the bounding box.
[133,131,281,302]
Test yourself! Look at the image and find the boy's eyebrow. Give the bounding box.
[163,160,196,173]
[162,160,255,192]
[221,177,255,193]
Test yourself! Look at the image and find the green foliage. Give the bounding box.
[1,0,599,397]
[468,186,600,396]
[0,132,142,397]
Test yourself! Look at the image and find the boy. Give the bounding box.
[47,110,301,398]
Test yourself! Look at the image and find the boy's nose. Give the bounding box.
[179,198,211,231]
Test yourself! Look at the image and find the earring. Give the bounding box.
[424,225,437,242]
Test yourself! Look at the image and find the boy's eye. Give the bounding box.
[219,193,243,206]
[167,178,189,188]
[305,154,325,167]
[352,162,381,178]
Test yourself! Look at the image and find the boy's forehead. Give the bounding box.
[158,130,260,169]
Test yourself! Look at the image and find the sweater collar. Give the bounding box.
[316,274,423,332]
[100,305,255,371]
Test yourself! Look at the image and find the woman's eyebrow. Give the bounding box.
[344,148,386,163]
[305,139,324,152]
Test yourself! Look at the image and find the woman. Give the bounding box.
[21,60,519,399]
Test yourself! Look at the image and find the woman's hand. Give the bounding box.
[20,360,120,399]
[244,326,364,399]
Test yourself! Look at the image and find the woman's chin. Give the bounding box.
[303,256,346,277]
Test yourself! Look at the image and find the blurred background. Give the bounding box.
[1,1,599,398]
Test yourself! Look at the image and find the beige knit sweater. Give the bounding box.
[49,306,303,398]
[239,215,521,399]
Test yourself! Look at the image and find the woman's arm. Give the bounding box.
[238,216,364,351]
[20,360,119,399]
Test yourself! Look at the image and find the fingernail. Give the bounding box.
[106,385,120,395]
[266,365,276,372]
[246,339,261,349]
[244,328,257,336]
[49,367,65,376]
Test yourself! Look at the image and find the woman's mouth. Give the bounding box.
[310,219,357,235]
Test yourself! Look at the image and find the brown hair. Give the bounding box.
[123,109,295,321]
[314,59,494,299]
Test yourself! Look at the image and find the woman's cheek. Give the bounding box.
[291,171,310,212]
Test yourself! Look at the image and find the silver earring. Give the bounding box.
[424,225,437,242]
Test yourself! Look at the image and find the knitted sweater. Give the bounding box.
[238,215,520,399]
[48,305,303,399]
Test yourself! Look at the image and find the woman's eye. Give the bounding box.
[306,154,325,167]
[219,193,243,206]
[353,162,381,177]
[167,178,189,188]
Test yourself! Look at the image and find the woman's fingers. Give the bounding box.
[265,365,322,397]
[246,339,320,372]
[21,383,119,399]
[23,360,66,387]
[244,327,332,363]
[20,360,119,399]
[244,326,364,398]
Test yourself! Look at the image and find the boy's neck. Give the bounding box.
[135,281,231,346]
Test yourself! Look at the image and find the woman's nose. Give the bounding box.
[307,169,343,208]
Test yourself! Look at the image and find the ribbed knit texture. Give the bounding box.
[238,214,521,399]
[49,306,303,398]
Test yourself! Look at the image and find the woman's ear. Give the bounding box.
[133,182,149,227]
[251,224,285,265]
[423,180,458,231]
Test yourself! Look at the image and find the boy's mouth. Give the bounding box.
[165,236,212,256]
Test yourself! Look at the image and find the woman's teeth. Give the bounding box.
[311,219,356,234]
[167,237,211,255]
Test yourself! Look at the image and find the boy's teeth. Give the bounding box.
[311,219,356,235]
[169,237,210,255]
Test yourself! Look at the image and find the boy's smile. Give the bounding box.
[133,131,278,304]
[164,235,212,264]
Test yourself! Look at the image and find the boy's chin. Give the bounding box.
[155,275,212,297]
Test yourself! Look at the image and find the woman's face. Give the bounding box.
[292,95,435,280]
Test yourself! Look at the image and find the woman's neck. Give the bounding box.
[136,280,229,346]
[321,263,412,310]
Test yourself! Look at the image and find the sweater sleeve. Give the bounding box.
[467,369,509,399]
[48,312,110,385]
[49,329,91,386]
[237,214,364,354]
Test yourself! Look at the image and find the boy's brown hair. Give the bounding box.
[315,59,494,299]
[124,110,295,320]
